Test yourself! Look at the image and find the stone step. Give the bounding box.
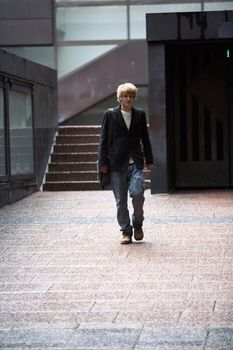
[56,135,100,144]
[44,125,151,191]
[58,126,101,135]
[43,181,103,191]
[46,171,98,182]
[53,144,98,153]
[48,162,97,172]
[44,180,151,191]
[46,170,151,182]
[51,153,98,163]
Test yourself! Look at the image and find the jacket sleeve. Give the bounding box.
[141,111,154,165]
[98,110,111,167]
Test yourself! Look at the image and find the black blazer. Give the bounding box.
[98,106,153,172]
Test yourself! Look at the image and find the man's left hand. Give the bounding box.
[144,164,153,171]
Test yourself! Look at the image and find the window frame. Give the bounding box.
[0,76,35,183]
[0,78,8,181]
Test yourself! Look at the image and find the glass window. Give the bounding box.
[56,0,127,2]
[2,47,56,70]
[0,88,6,176]
[204,2,233,11]
[130,3,202,39]
[9,91,33,175]
[57,45,117,78]
[56,6,127,41]
[56,0,108,2]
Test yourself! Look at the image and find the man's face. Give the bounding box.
[120,93,135,111]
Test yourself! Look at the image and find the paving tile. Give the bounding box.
[206,327,233,348]
[31,274,86,284]
[91,300,155,312]
[215,300,233,312]
[137,327,207,347]
[135,346,203,350]
[12,291,68,302]
[50,289,130,301]
[0,327,75,348]
[0,300,59,313]
[52,311,117,324]
[0,329,10,342]
[0,311,56,328]
[115,310,180,325]
[179,310,233,327]
[129,290,188,301]
[0,283,52,293]
[66,324,141,349]
[0,190,233,349]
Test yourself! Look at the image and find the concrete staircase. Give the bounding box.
[43,125,151,191]
[43,126,100,191]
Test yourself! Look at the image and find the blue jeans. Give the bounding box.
[110,163,145,234]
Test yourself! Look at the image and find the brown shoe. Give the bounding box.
[134,227,144,241]
[120,234,132,244]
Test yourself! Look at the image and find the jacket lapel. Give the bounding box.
[129,107,140,132]
[112,106,128,131]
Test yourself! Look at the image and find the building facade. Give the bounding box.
[0,0,57,207]
[0,1,233,205]
[2,1,233,125]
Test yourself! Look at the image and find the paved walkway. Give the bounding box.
[0,189,233,349]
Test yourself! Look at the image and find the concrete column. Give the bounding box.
[148,43,169,193]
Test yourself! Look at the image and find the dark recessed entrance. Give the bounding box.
[167,42,233,188]
[146,11,233,193]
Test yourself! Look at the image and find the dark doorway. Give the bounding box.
[167,42,233,188]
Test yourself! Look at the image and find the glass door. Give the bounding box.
[168,43,232,188]
[8,88,34,177]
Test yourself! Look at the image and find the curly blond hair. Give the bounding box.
[116,83,137,103]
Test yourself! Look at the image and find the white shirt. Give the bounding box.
[121,110,132,130]
[121,109,134,164]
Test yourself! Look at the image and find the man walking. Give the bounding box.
[98,83,153,244]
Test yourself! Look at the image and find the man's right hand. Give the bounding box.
[100,166,109,174]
